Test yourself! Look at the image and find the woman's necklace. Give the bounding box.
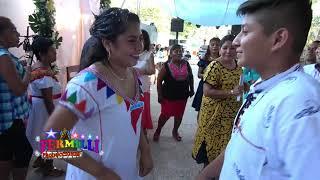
[104,63,128,81]
[209,55,218,61]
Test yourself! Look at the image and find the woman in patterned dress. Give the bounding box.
[192,35,243,169]
[192,37,220,119]
[26,37,64,176]
[44,8,153,180]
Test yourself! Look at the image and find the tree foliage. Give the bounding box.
[100,0,111,10]
[28,0,62,49]
[137,8,168,32]
[307,0,320,43]
[308,16,320,43]
[180,22,197,39]
[138,7,198,40]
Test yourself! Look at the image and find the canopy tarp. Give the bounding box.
[162,0,246,26]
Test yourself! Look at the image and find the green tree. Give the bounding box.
[28,0,62,48]
[307,0,320,43]
[137,7,170,33]
[179,22,197,39]
[308,16,320,44]
[100,0,111,10]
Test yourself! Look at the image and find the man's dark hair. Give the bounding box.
[236,0,313,55]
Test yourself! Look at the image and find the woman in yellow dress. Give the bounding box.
[192,35,243,169]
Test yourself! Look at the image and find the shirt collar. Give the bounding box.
[250,64,301,94]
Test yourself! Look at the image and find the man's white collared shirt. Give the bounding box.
[303,63,320,83]
[220,64,320,180]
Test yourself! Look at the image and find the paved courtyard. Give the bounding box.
[27,64,202,180]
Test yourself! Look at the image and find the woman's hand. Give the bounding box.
[230,85,244,96]
[24,65,32,83]
[139,149,154,177]
[243,82,250,93]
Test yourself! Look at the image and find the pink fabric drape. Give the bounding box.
[0,0,98,88]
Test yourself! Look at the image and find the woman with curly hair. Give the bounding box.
[44,8,153,180]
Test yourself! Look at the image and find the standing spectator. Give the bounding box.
[26,36,64,177]
[135,29,155,136]
[197,1,320,179]
[316,46,320,61]
[44,8,153,180]
[153,44,194,142]
[192,35,243,169]
[150,43,156,54]
[192,37,220,119]
[304,41,320,83]
[0,16,33,180]
[304,40,320,65]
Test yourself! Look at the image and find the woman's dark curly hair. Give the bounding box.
[80,8,140,69]
[90,7,140,42]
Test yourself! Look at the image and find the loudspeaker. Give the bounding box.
[171,18,184,32]
[231,25,241,36]
[169,39,179,46]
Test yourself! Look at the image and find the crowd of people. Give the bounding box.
[0,0,319,180]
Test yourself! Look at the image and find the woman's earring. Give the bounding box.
[106,50,110,61]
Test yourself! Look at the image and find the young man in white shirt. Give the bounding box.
[197,0,320,180]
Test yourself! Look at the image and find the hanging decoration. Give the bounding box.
[28,0,63,49]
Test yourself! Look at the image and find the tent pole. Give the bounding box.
[121,0,126,8]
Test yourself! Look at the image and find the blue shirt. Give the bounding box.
[243,67,260,101]
[0,48,29,133]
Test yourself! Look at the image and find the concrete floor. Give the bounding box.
[26,64,202,180]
